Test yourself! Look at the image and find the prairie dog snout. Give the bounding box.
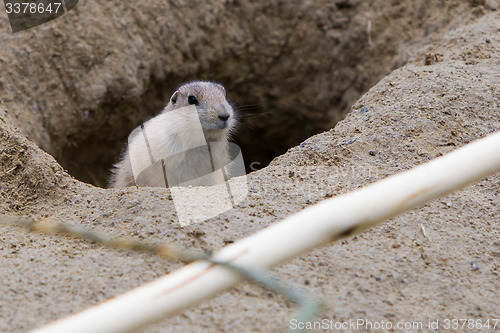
[109,81,236,188]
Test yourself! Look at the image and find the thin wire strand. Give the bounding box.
[0,214,321,331]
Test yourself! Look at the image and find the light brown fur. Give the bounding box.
[109,81,235,188]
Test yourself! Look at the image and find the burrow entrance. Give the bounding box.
[44,0,471,187]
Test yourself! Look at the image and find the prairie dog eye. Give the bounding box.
[188,95,199,105]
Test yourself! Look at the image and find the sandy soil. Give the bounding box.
[0,1,498,332]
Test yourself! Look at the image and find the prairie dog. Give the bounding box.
[109,81,235,188]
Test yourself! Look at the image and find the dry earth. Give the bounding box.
[0,0,499,332]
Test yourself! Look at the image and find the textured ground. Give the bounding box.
[0,1,499,332]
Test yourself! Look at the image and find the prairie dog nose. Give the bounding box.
[218,113,230,121]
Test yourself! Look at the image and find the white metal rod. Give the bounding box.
[32,131,500,333]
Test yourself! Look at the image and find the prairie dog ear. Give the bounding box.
[170,91,179,105]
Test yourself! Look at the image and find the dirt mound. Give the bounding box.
[0,1,499,332]
[0,0,480,185]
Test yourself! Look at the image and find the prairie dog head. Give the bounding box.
[166,81,235,140]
